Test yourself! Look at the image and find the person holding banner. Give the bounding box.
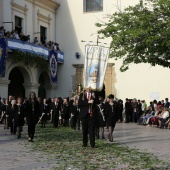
[78,88,97,148]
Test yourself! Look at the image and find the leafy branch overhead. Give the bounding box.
[96,0,170,71]
[8,50,48,69]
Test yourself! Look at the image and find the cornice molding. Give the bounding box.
[11,1,28,15]
[25,0,60,14]
[37,10,52,24]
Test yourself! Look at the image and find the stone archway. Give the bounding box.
[8,66,31,98]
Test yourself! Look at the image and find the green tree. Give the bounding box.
[96,0,170,71]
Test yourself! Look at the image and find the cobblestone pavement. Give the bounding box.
[0,123,169,170]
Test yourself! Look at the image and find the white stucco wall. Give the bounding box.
[55,0,170,104]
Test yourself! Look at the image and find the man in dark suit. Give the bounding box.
[164,98,170,108]
[51,97,61,128]
[125,98,131,123]
[78,88,97,148]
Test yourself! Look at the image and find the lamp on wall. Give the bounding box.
[75,52,80,59]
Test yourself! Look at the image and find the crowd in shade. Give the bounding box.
[0,26,60,51]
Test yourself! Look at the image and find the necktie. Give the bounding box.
[88,93,90,101]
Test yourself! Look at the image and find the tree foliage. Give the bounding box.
[96,0,170,71]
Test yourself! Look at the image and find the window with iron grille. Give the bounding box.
[85,0,103,12]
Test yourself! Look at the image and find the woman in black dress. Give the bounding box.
[105,94,118,142]
[95,96,106,139]
[15,97,25,139]
[40,98,49,128]
[26,92,40,142]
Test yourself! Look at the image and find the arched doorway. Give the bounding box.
[8,67,25,98]
[38,73,46,99]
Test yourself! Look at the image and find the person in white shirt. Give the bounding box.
[14,30,20,39]
[158,107,169,128]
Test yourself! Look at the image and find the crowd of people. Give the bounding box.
[124,98,170,129]
[0,90,169,147]
[0,26,60,51]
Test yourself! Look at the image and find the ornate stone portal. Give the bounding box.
[72,63,116,98]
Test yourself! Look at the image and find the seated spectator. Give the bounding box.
[158,107,169,128]
[14,30,20,39]
[138,106,154,125]
[33,37,39,45]
[147,107,162,127]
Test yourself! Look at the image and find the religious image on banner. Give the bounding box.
[49,50,58,84]
[0,38,7,77]
[83,45,109,91]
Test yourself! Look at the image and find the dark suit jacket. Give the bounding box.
[51,102,61,116]
[78,92,97,120]
[26,101,40,124]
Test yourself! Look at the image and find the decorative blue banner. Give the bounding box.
[49,50,58,84]
[0,38,7,77]
[7,38,49,59]
[57,51,64,63]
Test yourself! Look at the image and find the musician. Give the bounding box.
[78,88,97,148]
[14,97,25,139]
[105,94,119,142]
[51,97,61,128]
[95,96,106,139]
[25,92,40,142]
[40,98,49,128]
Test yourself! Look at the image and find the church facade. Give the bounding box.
[0,0,170,103]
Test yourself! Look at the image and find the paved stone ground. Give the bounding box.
[114,123,170,162]
[0,123,169,170]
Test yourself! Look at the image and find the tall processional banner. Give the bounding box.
[83,45,109,91]
[49,50,58,84]
[0,38,7,77]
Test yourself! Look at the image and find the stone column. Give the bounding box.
[45,84,58,99]
[23,83,40,98]
[0,80,10,98]
[72,64,84,90]
[104,63,116,97]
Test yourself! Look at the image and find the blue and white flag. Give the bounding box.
[49,50,58,84]
[83,45,109,91]
[0,38,7,77]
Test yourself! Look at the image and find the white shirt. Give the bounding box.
[162,111,169,119]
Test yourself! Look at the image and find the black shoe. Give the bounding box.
[82,144,87,147]
[102,136,105,139]
[91,146,98,148]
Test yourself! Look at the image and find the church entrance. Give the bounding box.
[38,73,46,99]
[8,67,25,98]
